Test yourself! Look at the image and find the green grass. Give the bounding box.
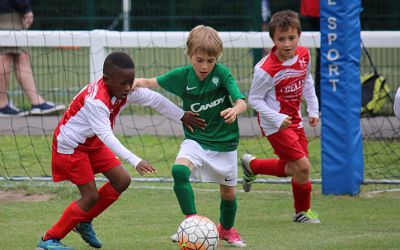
[0,181,399,250]
[1,134,399,249]
[1,135,399,181]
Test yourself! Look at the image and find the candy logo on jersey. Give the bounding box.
[190,95,226,112]
[211,76,220,86]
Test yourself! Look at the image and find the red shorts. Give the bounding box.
[267,128,308,161]
[52,146,121,185]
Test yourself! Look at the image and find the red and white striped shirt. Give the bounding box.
[54,78,184,167]
[249,46,319,136]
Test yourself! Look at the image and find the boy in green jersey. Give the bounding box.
[134,25,247,247]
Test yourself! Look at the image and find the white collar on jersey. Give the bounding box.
[282,55,299,66]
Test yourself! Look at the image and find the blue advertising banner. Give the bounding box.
[320,0,363,195]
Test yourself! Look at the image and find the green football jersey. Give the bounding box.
[156,64,244,151]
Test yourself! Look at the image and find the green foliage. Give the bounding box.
[31,1,400,31]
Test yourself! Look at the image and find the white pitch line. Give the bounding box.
[361,188,400,198]
[131,185,292,194]
[1,179,399,196]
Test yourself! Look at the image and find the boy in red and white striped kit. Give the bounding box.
[241,10,320,223]
[36,52,204,250]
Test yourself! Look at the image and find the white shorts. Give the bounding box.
[176,139,238,186]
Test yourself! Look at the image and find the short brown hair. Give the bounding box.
[185,25,223,58]
[268,10,302,39]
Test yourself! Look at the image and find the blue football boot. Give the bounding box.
[36,238,73,250]
[73,222,102,248]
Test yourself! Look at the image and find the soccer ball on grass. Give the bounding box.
[177,215,219,250]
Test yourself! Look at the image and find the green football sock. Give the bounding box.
[219,196,237,229]
[172,164,196,215]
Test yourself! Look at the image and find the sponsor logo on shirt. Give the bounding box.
[281,79,305,94]
[190,95,226,112]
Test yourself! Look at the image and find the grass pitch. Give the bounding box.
[0,181,399,250]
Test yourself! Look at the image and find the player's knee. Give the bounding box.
[294,158,310,177]
[221,191,236,201]
[83,191,99,207]
[288,157,310,176]
[220,185,236,201]
[172,164,191,182]
[119,173,132,192]
[111,172,131,193]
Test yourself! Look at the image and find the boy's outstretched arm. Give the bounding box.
[133,78,159,89]
[128,88,206,131]
[85,98,157,174]
[220,99,247,124]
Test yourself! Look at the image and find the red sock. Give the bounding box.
[84,182,121,221]
[250,158,287,177]
[44,201,87,241]
[291,179,312,213]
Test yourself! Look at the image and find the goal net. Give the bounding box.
[0,30,399,185]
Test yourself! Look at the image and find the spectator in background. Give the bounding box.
[0,0,65,117]
[300,0,321,107]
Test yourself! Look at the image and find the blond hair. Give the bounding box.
[268,10,302,39]
[185,25,223,58]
